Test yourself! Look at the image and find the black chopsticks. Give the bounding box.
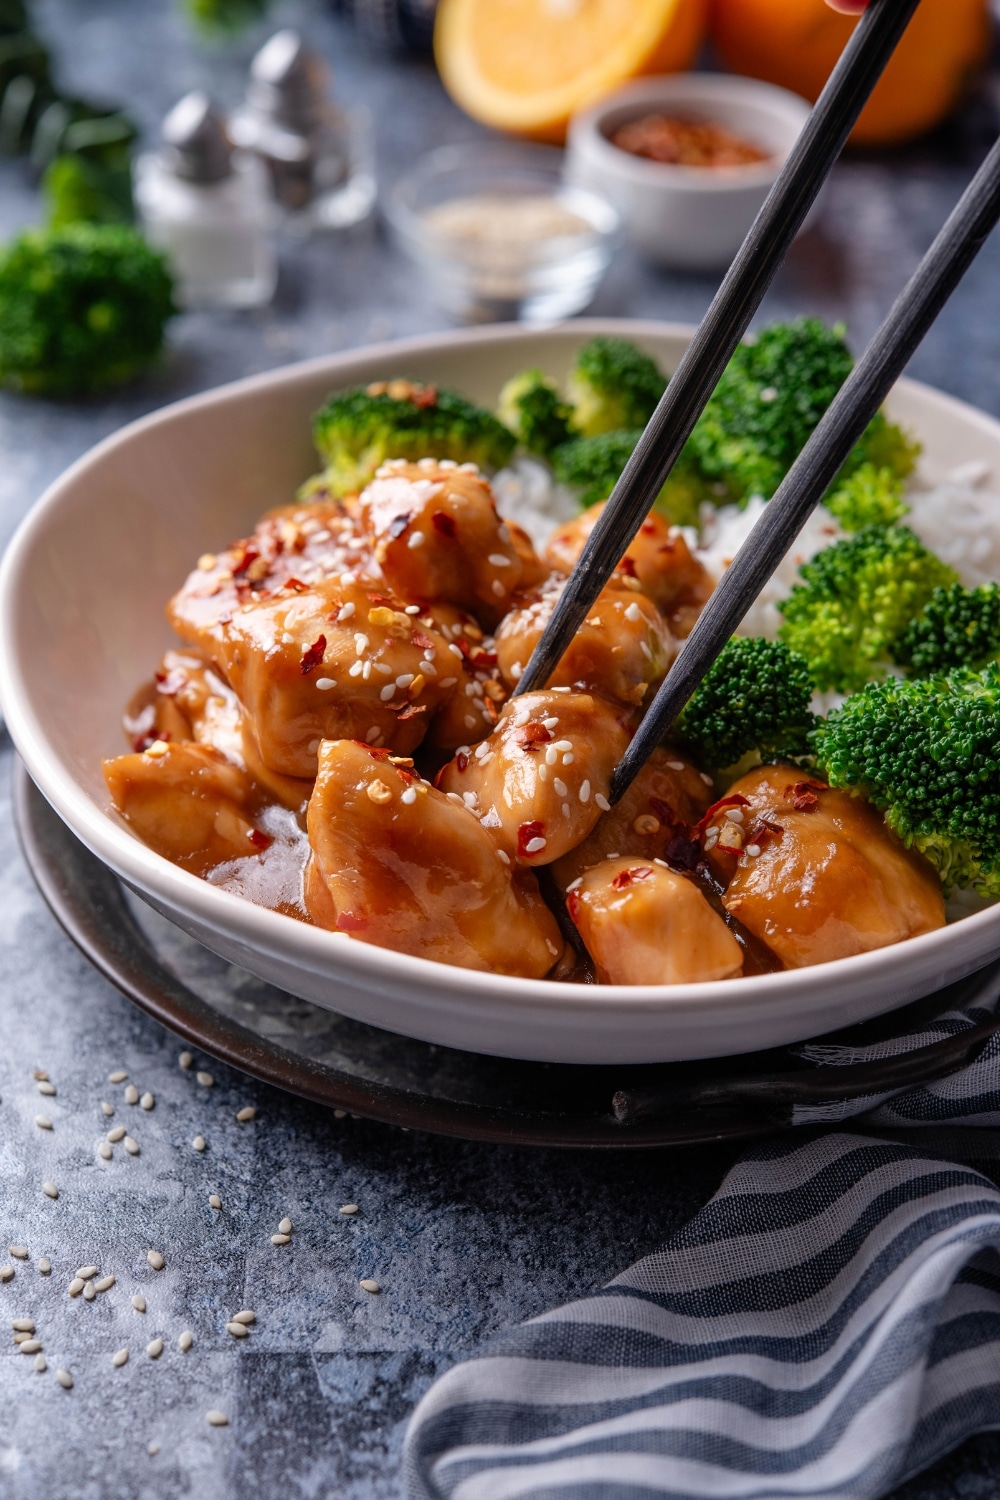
[513,0,921,699]
[611,131,1000,802]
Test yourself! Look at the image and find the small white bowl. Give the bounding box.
[565,74,813,272]
[2,320,999,1065]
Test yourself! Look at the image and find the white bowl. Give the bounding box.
[2,319,999,1065]
[565,74,813,271]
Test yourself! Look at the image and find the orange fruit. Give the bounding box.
[434,0,708,144]
[710,0,990,147]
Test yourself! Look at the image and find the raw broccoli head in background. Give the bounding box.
[566,336,667,438]
[777,523,958,694]
[892,581,1000,676]
[551,428,709,526]
[496,368,574,457]
[814,664,1000,897]
[0,222,175,396]
[182,0,273,34]
[673,636,817,772]
[823,462,909,532]
[311,379,516,497]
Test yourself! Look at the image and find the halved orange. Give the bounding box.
[434,0,708,143]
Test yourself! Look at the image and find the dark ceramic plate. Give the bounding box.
[14,760,1000,1148]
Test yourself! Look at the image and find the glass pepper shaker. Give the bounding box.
[134,92,277,310]
[230,30,375,235]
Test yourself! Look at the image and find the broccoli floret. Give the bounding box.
[497,368,573,456]
[892,582,1000,676]
[566,337,666,438]
[674,636,817,772]
[0,222,175,396]
[814,664,1000,896]
[823,462,909,531]
[843,407,921,482]
[777,524,958,694]
[310,379,516,498]
[182,0,273,34]
[551,429,708,526]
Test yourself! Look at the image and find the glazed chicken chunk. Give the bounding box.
[360,459,547,628]
[710,765,945,969]
[495,574,675,708]
[437,690,631,867]
[567,857,744,985]
[305,739,564,975]
[211,576,460,778]
[546,504,713,638]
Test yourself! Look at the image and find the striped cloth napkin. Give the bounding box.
[405,975,1000,1499]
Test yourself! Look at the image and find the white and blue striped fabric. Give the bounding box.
[405,978,1000,1500]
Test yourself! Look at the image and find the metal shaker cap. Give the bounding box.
[162,92,233,183]
[247,30,331,131]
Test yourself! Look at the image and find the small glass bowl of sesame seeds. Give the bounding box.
[385,142,621,325]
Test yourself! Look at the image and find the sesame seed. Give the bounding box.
[348,660,363,678]
[77,1267,98,1282]
[336,601,356,621]
[524,837,546,854]
[448,643,463,658]
[497,850,510,865]
[724,807,744,824]
[108,1070,128,1084]
[193,1136,206,1152]
[226,1321,248,1339]
[553,778,568,797]
[83,1283,95,1301]
[98,1143,112,1161]
[666,761,685,771]
[9,1247,28,1261]
[112,1349,129,1368]
[35,1115,52,1130]
[178,1331,193,1352]
[36,1081,56,1097]
[19,1339,41,1354]
[236,1107,257,1125]
[146,1338,164,1359]
[107,1126,125,1143]
[101,1102,114,1117]
[209,1194,222,1210]
[578,780,591,804]
[196,1072,214,1088]
[140,1092,155,1110]
[131,1295,146,1312]
[124,1085,139,1105]
[595,793,611,812]
[624,602,641,623]
[68,1279,84,1297]
[0,1267,14,1282]
[56,1369,72,1389]
[34,1353,45,1373]
[359,1279,381,1294]
[364,725,380,743]
[124,1137,140,1156]
[315,676,336,691]
[700,772,713,786]
[38,1260,51,1275]
[179,1053,193,1070]
[147,1251,164,1271]
[488,553,511,567]
[746,843,762,857]
[12,1318,34,1332]
[95,1275,115,1293]
[206,1411,228,1427]
[13,1330,31,1344]
[354,633,369,656]
[562,753,575,765]
[334,1109,347,1119]
[148,1442,160,1456]
[339,1204,359,1216]
[439,675,458,688]
[400,787,417,806]
[42,1182,58,1200]
[233,1309,256,1325]
[271,1233,291,1246]
[378,683,396,702]
[407,530,425,549]
[278,1218,292,1234]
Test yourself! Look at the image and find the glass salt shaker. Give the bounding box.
[134,92,277,310]
[230,29,375,235]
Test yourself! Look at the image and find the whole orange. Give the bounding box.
[710,0,990,147]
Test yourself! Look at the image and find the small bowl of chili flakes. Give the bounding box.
[566,73,812,272]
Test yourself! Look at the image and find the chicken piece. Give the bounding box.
[305,739,564,975]
[359,459,547,629]
[436,690,631,867]
[546,504,713,638]
[168,500,372,657]
[713,765,945,969]
[550,748,713,891]
[567,857,743,985]
[494,573,675,708]
[103,742,267,876]
[211,576,459,778]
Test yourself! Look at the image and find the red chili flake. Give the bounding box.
[515,722,552,751]
[396,767,416,785]
[247,828,272,851]
[455,751,469,773]
[336,911,368,932]
[388,512,412,540]
[471,648,498,669]
[611,865,654,890]
[787,780,825,813]
[366,746,391,760]
[662,827,701,871]
[747,819,784,852]
[232,546,260,578]
[649,796,677,827]
[483,696,500,725]
[566,889,582,923]
[640,520,658,536]
[517,820,545,857]
[695,793,750,838]
[369,592,396,608]
[283,577,309,593]
[411,630,437,651]
[154,668,186,697]
[617,555,638,578]
[431,510,457,538]
[299,634,327,675]
[412,384,438,409]
[396,703,427,721]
